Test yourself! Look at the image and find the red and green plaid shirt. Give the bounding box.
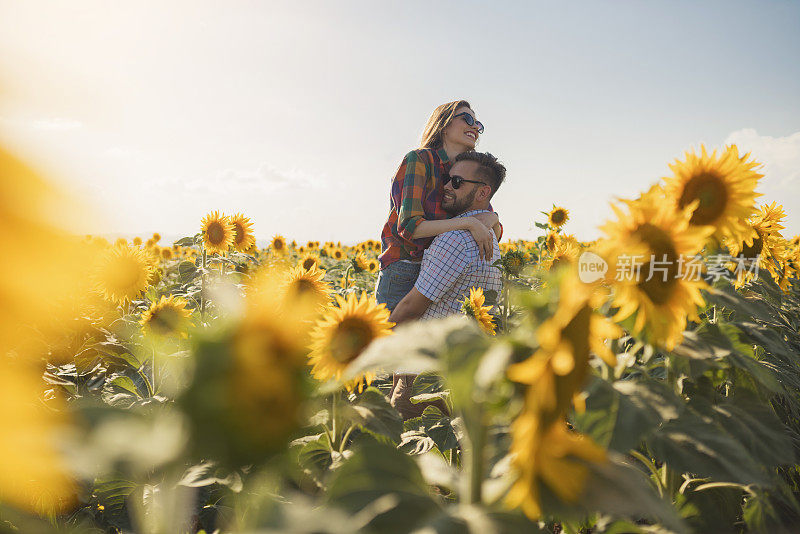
[379,147,500,269]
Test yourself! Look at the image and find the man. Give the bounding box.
[388,151,506,418]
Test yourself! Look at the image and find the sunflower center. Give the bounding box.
[232,223,245,245]
[740,232,764,259]
[207,222,226,245]
[551,210,567,225]
[330,317,373,364]
[678,172,728,225]
[273,239,284,250]
[108,257,144,290]
[147,307,182,335]
[633,223,679,305]
[292,278,318,295]
[561,304,592,364]
[302,257,316,270]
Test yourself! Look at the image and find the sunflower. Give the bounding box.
[352,252,369,273]
[132,236,142,246]
[152,232,161,242]
[230,213,256,252]
[306,240,318,250]
[544,231,560,253]
[507,415,606,520]
[160,247,173,260]
[540,240,581,273]
[281,264,331,310]
[547,205,570,228]
[331,247,346,260]
[725,202,790,289]
[461,287,496,335]
[663,145,762,245]
[140,295,192,337]
[366,258,379,273]
[201,211,234,255]
[92,245,153,305]
[501,249,527,276]
[299,253,320,271]
[307,292,394,393]
[271,235,287,255]
[596,185,713,350]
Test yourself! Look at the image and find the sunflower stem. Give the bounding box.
[339,425,356,454]
[464,411,486,505]
[201,247,207,324]
[331,394,338,448]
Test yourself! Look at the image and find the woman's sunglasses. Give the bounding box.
[453,112,484,134]
[446,174,486,190]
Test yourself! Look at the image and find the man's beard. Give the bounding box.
[444,187,477,216]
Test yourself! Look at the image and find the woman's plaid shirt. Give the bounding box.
[378,147,452,269]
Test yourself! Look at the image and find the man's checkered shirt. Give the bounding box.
[415,209,502,320]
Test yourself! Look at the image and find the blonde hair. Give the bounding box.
[419,100,472,149]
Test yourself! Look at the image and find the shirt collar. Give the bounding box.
[455,208,491,219]
[436,146,450,165]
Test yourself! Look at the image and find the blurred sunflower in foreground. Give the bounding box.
[201,211,234,254]
[181,267,316,466]
[597,185,714,350]
[308,292,393,393]
[506,272,619,519]
[663,144,762,245]
[92,245,153,305]
[0,147,95,514]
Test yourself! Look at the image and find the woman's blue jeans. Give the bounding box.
[374,260,421,312]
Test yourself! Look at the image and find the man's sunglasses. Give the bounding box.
[453,112,484,134]
[446,174,486,190]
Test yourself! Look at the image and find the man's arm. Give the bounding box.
[389,287,432,325]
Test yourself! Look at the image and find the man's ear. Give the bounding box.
[478,185,492,203]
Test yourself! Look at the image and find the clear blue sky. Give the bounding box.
[1,1,798,242]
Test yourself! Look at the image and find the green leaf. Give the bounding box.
[343,387,404,444]
[174,235,197,247]
[298,434,336,485]
[647,414,769,485]
[416,406,460,452]
[344,317,478,380]
[538,452,685,531]
[326,437,440,533]
[398,430,436,455]
[177,462,243,491]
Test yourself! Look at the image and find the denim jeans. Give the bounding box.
[374,260,421,312]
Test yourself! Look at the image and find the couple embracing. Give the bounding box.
[374,100,507,419]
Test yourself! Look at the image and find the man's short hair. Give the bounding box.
[454,151,506,197]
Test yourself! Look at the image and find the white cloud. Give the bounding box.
[180,163,326,194]
[724,129,800,188]
[724,128,800,235]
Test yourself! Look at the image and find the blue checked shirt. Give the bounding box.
[415,209,503,320]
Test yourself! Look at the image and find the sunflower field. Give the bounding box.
[3,143,800,534]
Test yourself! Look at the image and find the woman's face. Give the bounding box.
[442,106,480,150]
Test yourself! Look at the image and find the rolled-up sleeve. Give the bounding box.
[395,151,430,241]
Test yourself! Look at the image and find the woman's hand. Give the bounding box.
[473,211,499,229]
[467,217,496,261]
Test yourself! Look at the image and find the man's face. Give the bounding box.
[442,160,487,215]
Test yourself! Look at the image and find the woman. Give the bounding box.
[375,100,502,312]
